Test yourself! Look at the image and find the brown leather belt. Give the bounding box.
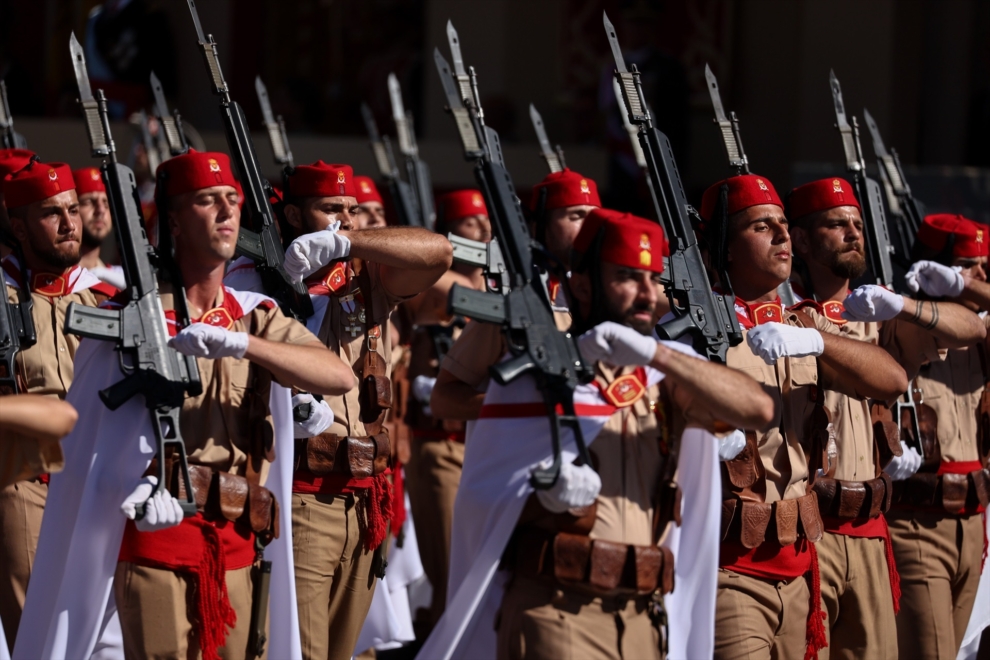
[296,432,391,478]
[812,474,892,520]
[150,457,279,545]
[508,527,675,596]
[891,468,990,513]
[720,491,824,548]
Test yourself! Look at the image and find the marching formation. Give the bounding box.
[1,7,988,660]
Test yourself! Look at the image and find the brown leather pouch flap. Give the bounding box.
[942,473,968,512]
[553,532,591,583]
[588,539,627,592]
[880,471,894,512]
[739,501,772,549]
[798,492,823,543]
[246,484,278,541]
[724,433,760,490]
[720,499,737,541]
[360,351,392,423]
[775,498,799,546]
[812,478,838,516]
[836,481,868,519]
[217,471,250,522]
[347,436,377,478]
[371,432,391,476]
[973,469,990,509]
[171,463,212,512]
[866,477,887,518]
[659,546,675,595]
[305,434,344,475]
[633,545,662,594]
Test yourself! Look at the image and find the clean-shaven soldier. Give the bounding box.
[353,176,388,229]
[694,174,907,660]
[785,179,986,660]
[274,161,451,660]
[0,160,116,650]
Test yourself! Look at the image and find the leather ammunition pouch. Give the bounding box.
[296,432,391,478]
[720,491,824,548]
[150,457,279,545]
[891,468,990,513]
[812,474,893,520]
[509,527,675,596]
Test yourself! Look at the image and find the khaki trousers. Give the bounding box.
[887,508,984,660]
[496,575,662,660]
[113,561,256,660]
[816,531,897,660]
[0,479,46,649]
[292,493,378,660]
[714,568,811,660]
[404,436,464,624]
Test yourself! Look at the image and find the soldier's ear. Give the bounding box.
[7,216,28,244]
[790,225,809,257]
[284,203,302,230]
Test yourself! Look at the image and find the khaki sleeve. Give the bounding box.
[879,317,944,381]
[251,305,321,346]
[440,320,505,388]
[805,308,841,336]
[368,261,418,313]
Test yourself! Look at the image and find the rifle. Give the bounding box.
[0,230,37,395]
[704,63,797,307]
[65,32,201,516]
[255,76,293,168]
[360,102,420,227]
[134,110,161,175]
[388,73,436,230]
[863,108,925,262]
[185,0,313,320]
[829,70,895,289]
[436,20,593,488]
[604,13,742,363]
[0,80,28,149]
[150,71,189,157]
[528,104,566,173]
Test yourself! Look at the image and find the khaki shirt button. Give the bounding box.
[59,346,66,352]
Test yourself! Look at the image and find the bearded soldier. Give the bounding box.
[784,179,986,660]
[72,166,123,289]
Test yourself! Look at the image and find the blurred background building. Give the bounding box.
[2,0,987,219]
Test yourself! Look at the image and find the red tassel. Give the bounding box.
[391,461,407,540]
[804,541,828,660]
[880,516,901,613]
[195,523,237,660]
[365,473,393,551]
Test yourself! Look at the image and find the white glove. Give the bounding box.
[292,393,334,438]
[841,285,905,322]
[746,322,824,365]
[120,476,184,532]
[718,429,747,461]
[905,260,965,298]
[412,375,437,404]
[535,462,602,513]
[89,266,127,290]
[578,321,657,366]
[168,323,249,359]
[883,441,923,480]
[283,222,351,283]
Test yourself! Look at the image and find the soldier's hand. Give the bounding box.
[578,321,657,367]
[120,477,184,532]
[283,221,351,283]
[883,441,923,480]
[168,323,249,359]
[746,322,824,364]
[904,260,964,298]
[535,461,601,513]
[292,393,334,438]
[718,429,747,461]
[841,285,905,322]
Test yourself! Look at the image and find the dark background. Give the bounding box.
[2,0,988,219]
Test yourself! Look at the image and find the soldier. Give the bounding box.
[864,214,990,659]
[421,208,775,659]
[72,166,124,289]
[353,175,387,229]
[272,161,452,660]
[0,159,117,649]
[785,179,986,659]
[695,174,908,660]
[0,149,35,259]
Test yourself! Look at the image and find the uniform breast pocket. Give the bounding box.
[735,365,782,427]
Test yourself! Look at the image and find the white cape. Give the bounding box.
[14,289,302,660]
[417,342,720,660]
[956,512,990,660]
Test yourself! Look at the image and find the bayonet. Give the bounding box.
[446,20,473,106]
[830,69,860,172]
[434,48,483,157]
[388,73,415,156]
[613,79,647,169]
[0,80,28,150]
[255,76,293,167]
[529,104,563,173]
[70,33,109,157]
[150,71,187,156]
[387,74,436,228]
[135,110,161,174]
[704,63,749,174]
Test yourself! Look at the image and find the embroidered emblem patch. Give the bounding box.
[200,306,235,330]
[603,373,647,408]
[580,179,590,195]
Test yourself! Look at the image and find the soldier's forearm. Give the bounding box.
[342,227,453,299]
[244,338,355,396]
[430,369,485,421]
[958,278,990,312]
[819,332,907,401]
[896,298,986,348]
[0,394,78,443]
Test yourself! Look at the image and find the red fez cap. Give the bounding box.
[155,149,238,197]
[354,176,384,205]
[573,208,666,273]
[440,189,488,223]
[700,174,783,221]
[787,177,860,220]
[287,161,356,199]
[530,169,601,211]
[917,214,988,259]
[3,160,75,209]
[0,149,36,179]
[73,167,106,196]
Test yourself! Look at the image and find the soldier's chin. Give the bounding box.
[42,245,81,269]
